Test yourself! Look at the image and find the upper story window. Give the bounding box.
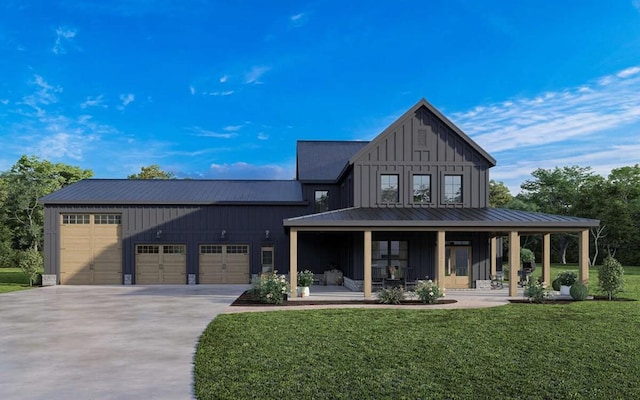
[380,174,399,203]
[443,175,463,203]
[412,174,431,203]
[314,190,329,212]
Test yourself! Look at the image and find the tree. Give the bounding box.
[1,155,93,251]
[520,166,596,264]
[489,180,512,207]
[598,256,624,300]
[127,164,175,179]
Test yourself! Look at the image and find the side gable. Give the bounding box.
[296,141,369,182]
[349,99,496,208]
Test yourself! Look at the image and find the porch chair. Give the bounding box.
[372,266,385,291]
[403,267,419,290]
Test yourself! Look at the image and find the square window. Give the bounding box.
[380,174,399,203]
[412,175,431,203]
[444,175,463,203]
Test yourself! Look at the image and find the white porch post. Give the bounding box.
[436,230,446,288]
[542,233,551,285]
[578,229,589,286]
[509,230,520,297]
[289,228,298,298]
[490,236,497,278]
[363,229,372,298]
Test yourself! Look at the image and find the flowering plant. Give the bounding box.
[414,279,444,304]
[524,277,550,303]
[250,270,289,304]
[297,269,314,287]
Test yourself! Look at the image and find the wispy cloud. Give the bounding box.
[0,99,9,105]
[80,95,106,109]
[52,26,77,55]
[20,75,63,116]
[257,132,269,140]
[208,90,234,96]
[208,161,294,179]
[188,126,237,139]
[634,0,640,12]
[244,66,270,84]
[219,75,228,83]
[290,12,309,28]
[117,93,135,110]
[449,65,640,193]
[189,85,196,95]
[223,125,243,132]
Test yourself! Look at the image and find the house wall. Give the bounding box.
[352,106,491,208]
[44,204,308,283]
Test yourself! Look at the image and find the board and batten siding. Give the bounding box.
[352,105,491,208]
[44,204,308,283]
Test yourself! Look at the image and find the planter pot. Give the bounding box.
[297,286,310,297]
[560,285,571,296]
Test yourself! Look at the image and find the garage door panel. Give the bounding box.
[199,244,249,284]
[135,245,186,284]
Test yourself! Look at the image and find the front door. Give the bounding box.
[445,246,471,288]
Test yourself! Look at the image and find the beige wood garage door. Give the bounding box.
[136,244,187,284]
[60,214,122,285]
[199,244,250,284]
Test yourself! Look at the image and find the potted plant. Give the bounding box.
[556,270,578,295]
[297,269,314,297]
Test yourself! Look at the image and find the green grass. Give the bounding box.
[0,268,36,293]
[195,266,640,399]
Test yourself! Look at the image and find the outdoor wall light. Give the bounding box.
[265,229,270,239]
[156,230,162,239]
[220,230,226,239]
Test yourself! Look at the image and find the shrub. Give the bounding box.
[377,286,406,304]
[297,269,314,287]
[520,248,535,263]
[570,282,589,301]
[414,279,445,304]
[17,249,43,286]
[524,277,549,304]
[556,271,578,286]
[250,271,289,304]
[551,277,561,291]
[598,256,624,300]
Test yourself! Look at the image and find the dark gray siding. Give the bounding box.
[44,204,308,283]
[301,184,341,213]
[352,105,492,208]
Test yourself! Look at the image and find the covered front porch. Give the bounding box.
[284,207,600,298]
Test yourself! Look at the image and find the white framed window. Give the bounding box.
[137,245,159,254]
[94,214,122,224]
[380,174,399,203]
[200,245,223,254]
[443,175,463,203]
[412,174,431,203]
[62,214,90,224]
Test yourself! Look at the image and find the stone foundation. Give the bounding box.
[42,274,57,286]
[188,274,196,285]
[124,274,132,285]
[475,279,492,290]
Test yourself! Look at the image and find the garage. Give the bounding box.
[60,214,122,285]
[199,244,250,283]
[135,244,187,284]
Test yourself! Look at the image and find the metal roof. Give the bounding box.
[40,179,306,205]
[296,141,369,182]
[284,207,599,230]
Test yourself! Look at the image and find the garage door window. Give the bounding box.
[200,245,222,254]
[164,245,186,254]
[137,245,159,254]
[95,214,121,224]
[62,214,90,224]
[227,245,249,254]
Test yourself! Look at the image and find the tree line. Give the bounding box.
[1,155,639,268]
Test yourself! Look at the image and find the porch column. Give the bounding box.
[363,229,372,298]
[289,228,298,298]
[436,230,446,288]
[509,230,520,297]
[578,229,589,286]
[542,233,551,285]
[490,236,497,278]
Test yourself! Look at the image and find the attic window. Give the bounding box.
[443,175,463,203]
[380,174,399,203]
[412,175,431,203]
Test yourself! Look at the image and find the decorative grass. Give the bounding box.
[0,268,35,293]
[195,267,640,399]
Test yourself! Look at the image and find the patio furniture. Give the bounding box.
[491,271,504,289]
[403,267,419,290]
[372,266,386,291]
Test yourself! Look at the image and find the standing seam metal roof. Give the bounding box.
[296,141,369,182]
[283,207,600,228]
[39,179,305,204]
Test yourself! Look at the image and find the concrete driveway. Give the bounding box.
[0,285,248,400]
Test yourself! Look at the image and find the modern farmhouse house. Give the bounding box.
[40,99,599,296]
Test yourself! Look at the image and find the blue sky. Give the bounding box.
[1,0,640,194]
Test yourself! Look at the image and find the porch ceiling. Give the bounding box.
[283,207,600,231]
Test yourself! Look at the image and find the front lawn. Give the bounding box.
[195,266,640,399]
[0,268,36,293]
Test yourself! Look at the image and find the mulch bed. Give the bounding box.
[230,290,457,307]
